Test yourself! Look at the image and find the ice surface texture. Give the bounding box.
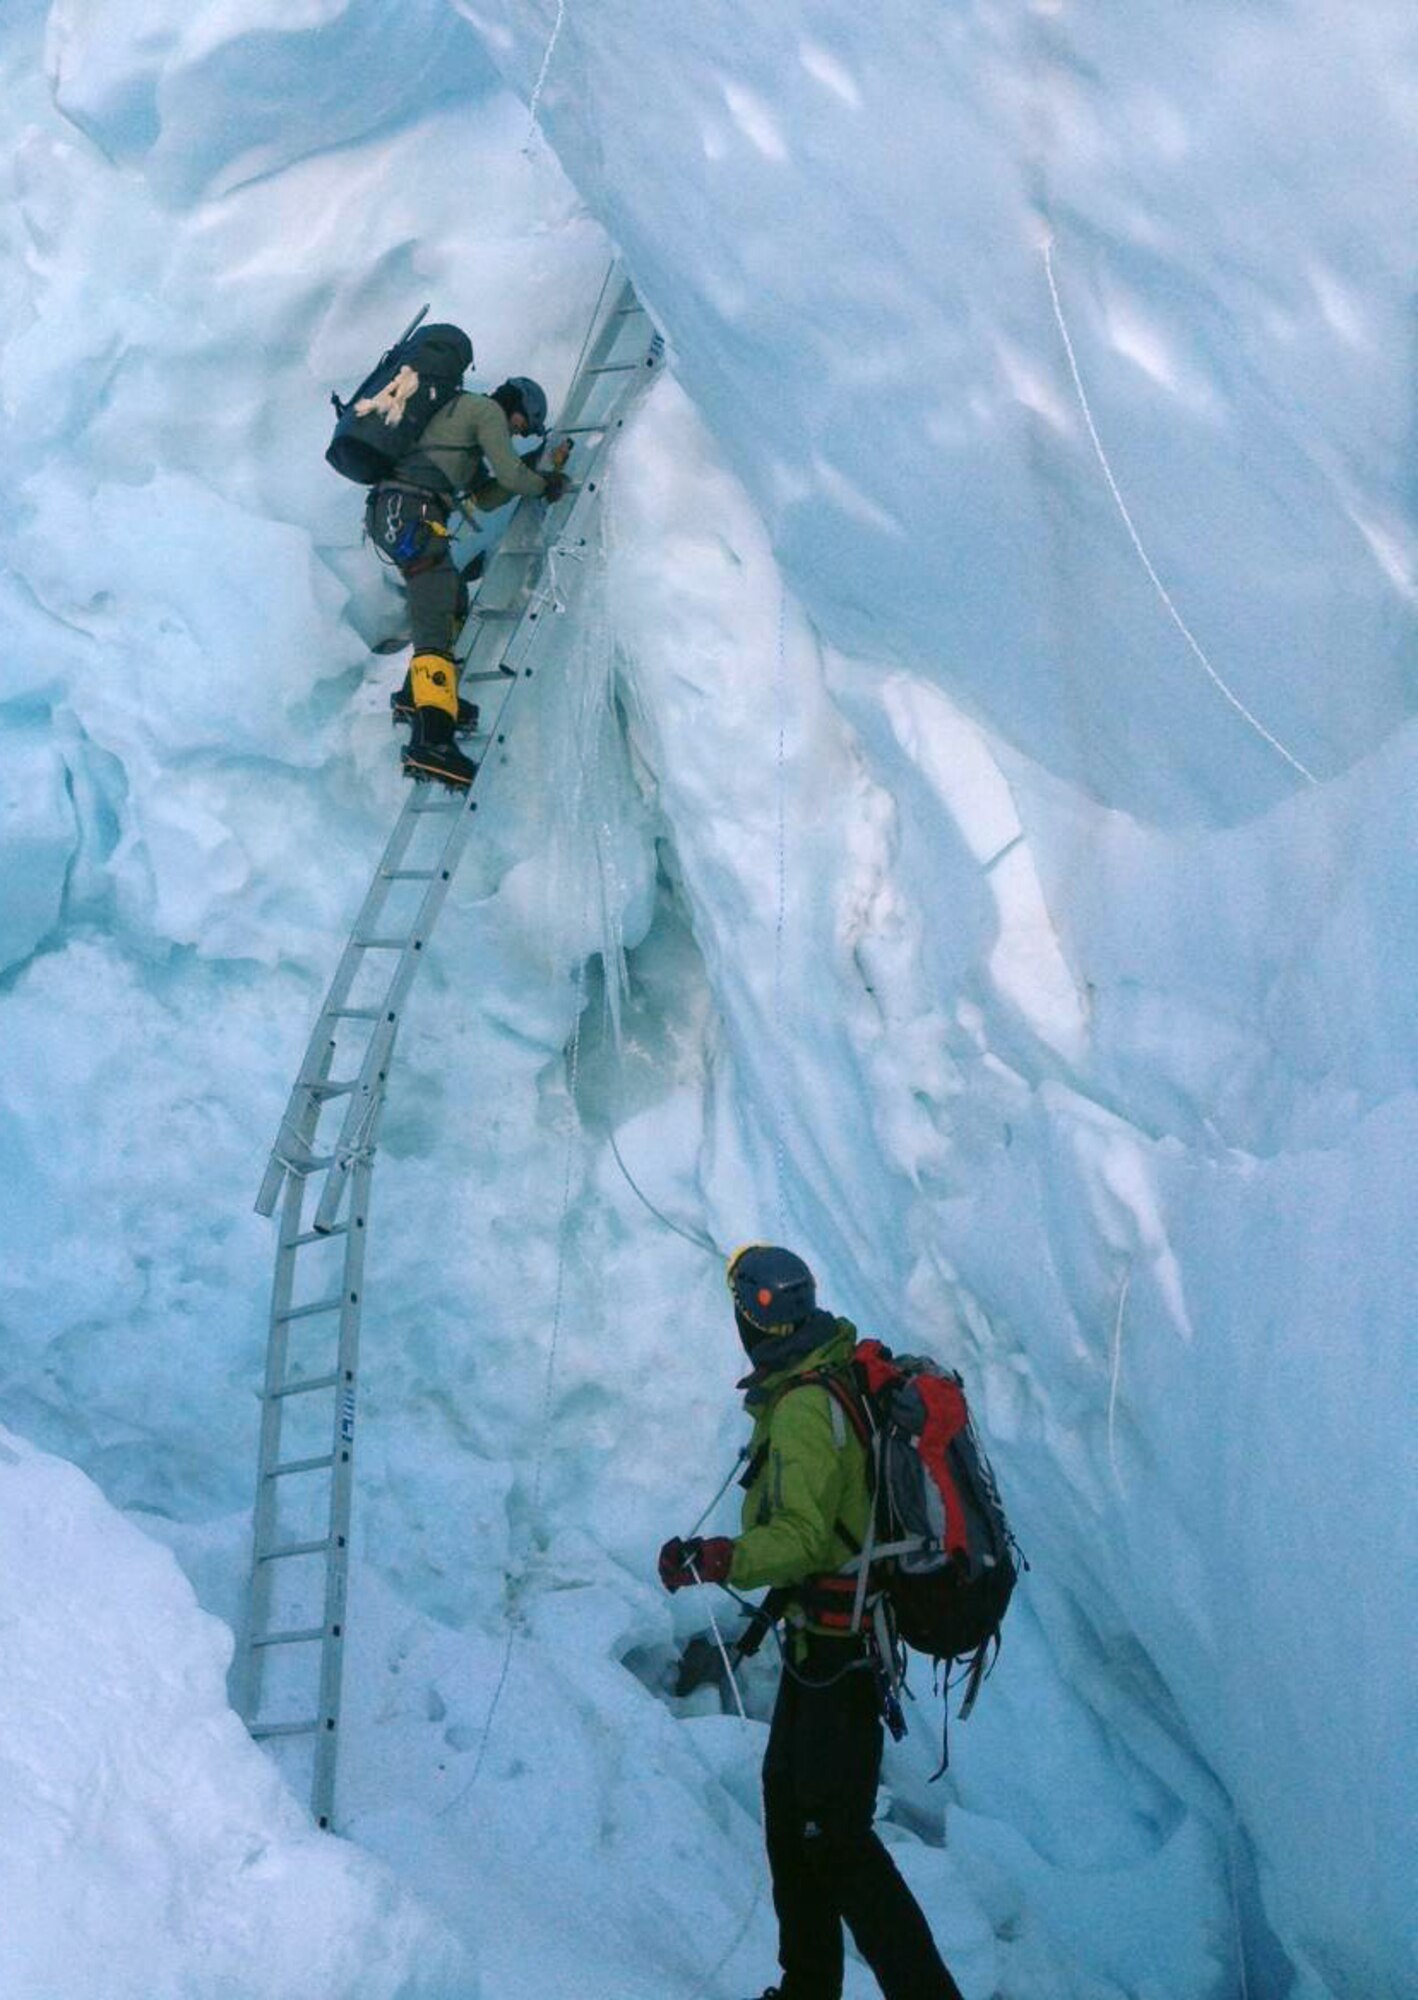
[0,2,1413,1997]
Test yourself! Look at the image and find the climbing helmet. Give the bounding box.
[726,1243,817,1333]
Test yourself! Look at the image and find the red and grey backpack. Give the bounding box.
[800,1339,1023,1725]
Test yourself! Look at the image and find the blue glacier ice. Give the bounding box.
[0,2,1413,1996]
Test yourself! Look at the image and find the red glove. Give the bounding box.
[657,1535,735,1592]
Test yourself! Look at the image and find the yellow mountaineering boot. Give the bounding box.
[400,653,478,789]
[390,653,478,732]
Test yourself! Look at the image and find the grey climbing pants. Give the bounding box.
[365,483,462,656]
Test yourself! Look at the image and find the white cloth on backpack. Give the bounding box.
[355,365,420,426]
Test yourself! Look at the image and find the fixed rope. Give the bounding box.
[524,0,569,145]
[439,957,588,1819]
[771,584,791,1236]
[1107,1259,1132,1498]
[607,1125,721,1258]
[1042,236,1317,786]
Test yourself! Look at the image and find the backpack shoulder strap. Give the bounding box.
[782,1366,873,1452]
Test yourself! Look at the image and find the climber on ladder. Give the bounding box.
[327,318,573,789]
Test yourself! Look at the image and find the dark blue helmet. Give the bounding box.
[727,1244,817,1334]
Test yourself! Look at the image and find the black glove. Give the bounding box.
[541,470,569,504]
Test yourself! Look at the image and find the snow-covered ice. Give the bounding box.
[0,2,1414,1996]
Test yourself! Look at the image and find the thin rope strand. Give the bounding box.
[568,259,616,391]
[525,0,568,141]
[436,987,585,1821]
[607,1124,721,1257]
[686,1559,749,1723]
[1107,1260,1132,1497]
[772,587,789,1235]
[1042,239,1317,786]
[532,962,587,1517]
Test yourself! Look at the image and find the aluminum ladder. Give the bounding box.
[233,273,662,1829]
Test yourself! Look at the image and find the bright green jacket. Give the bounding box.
[729,1316,872,1631]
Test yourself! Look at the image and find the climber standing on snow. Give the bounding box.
[657,1245,966,2000]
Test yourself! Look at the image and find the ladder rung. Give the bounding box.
[265,1452,336,1479]
[252,1625,326,1649]
[584,362,641,376]
[274,1295,345,1324]
[282,1224,350,1249]
[259,1537,331,1562]
[328,1007,381,1020]
[462,667,518,683]
[271,1371,340,1399]
[351,936,413,950]
[559,423,614,435]
[380,868,438,881]
[250,1719,320,1741]
[298,1079,357,1099]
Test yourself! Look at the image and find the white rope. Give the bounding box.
[524,0,568,144]
[686,1450,750,1540]
[535,963,587,1512]
[682,1567,765,2000]
[607,1125,722,1258]
[1041,238,1317,786]
[436,978,586,1819]
[1229,1811,1252,2000]
[689,1562,749,1724]
[1107,1260,1132,1497]
[532,536,588,618]
[771,586,790,1236]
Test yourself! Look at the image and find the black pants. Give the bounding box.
[762,1641,964,2000]
[366,484,462,656]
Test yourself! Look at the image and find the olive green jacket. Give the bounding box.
[398,391,549,508]
[729,1316,871,1631]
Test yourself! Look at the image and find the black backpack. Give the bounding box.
[325,311,473,489]
[801,1340,1022,1724]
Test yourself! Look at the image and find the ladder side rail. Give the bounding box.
[553,280,646,429]
[236,1151,317,1720]
[310,1009,403,1234]
[308,1139,377,1830]
[243,272,661,1816]
[554,294,657,434]
[255,806,432,1215]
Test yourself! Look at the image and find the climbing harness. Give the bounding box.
[235,271,663,1830]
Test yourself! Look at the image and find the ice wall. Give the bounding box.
[466,6,1418,1995]
[0,1,1414,1996]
